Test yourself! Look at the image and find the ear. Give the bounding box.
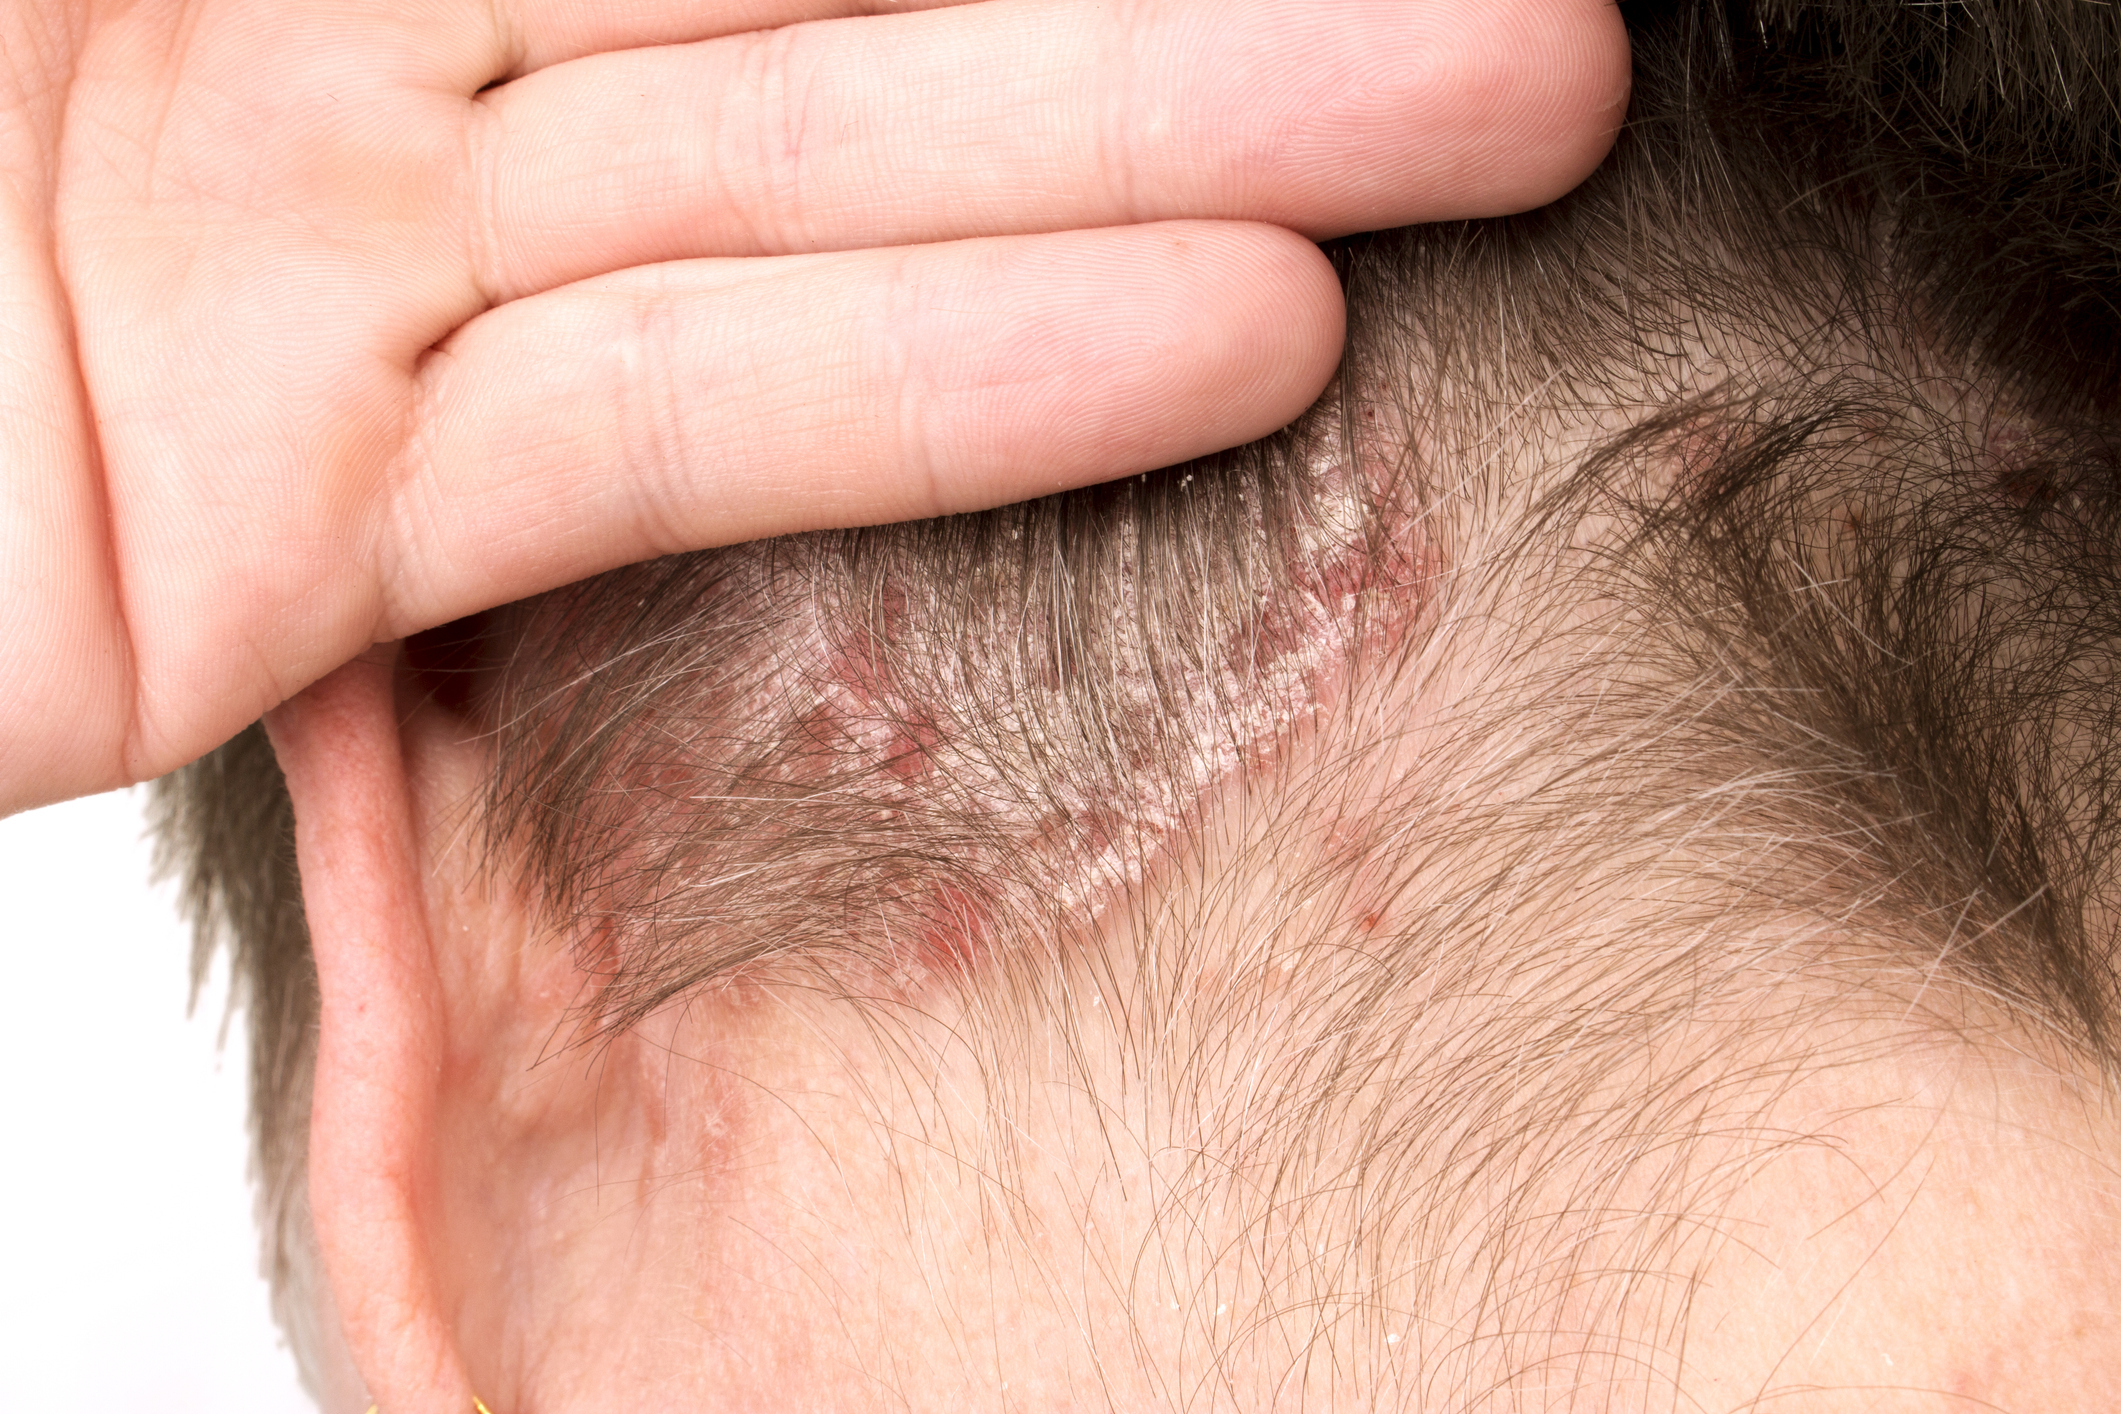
[268,647,605,1414]
[266,648,479,1413]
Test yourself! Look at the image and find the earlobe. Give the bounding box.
[268,648,482,1414]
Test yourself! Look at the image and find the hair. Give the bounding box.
[154,1,2121,1403]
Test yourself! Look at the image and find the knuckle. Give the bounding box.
[378,380,450,634]
[876,252,945,519]
[609,286,696,551]
[459,98,513,305]
[728,26,823,254]
[1097,0,1151,223]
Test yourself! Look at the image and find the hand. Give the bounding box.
[0,0,1626,815]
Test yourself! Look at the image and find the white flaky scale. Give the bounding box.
[689,391,1430,1003]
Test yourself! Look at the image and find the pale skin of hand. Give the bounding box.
[0,0,1627,816]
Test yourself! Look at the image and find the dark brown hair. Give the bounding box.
[155,0,2121,1390]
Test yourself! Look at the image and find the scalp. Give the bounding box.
[155,3,2121,1401]
[470,391,1436,1026]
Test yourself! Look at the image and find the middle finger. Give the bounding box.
[464,0,1624,301]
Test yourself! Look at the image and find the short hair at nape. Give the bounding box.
[153,0,2121,1398]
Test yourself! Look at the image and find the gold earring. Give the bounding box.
[361,1401,494,1413]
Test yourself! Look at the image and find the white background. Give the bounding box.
[1,787,313,1412]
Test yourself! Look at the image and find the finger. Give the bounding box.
[489,0,969,77]
[385,221,1341,634]
[468,0,1628,300]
